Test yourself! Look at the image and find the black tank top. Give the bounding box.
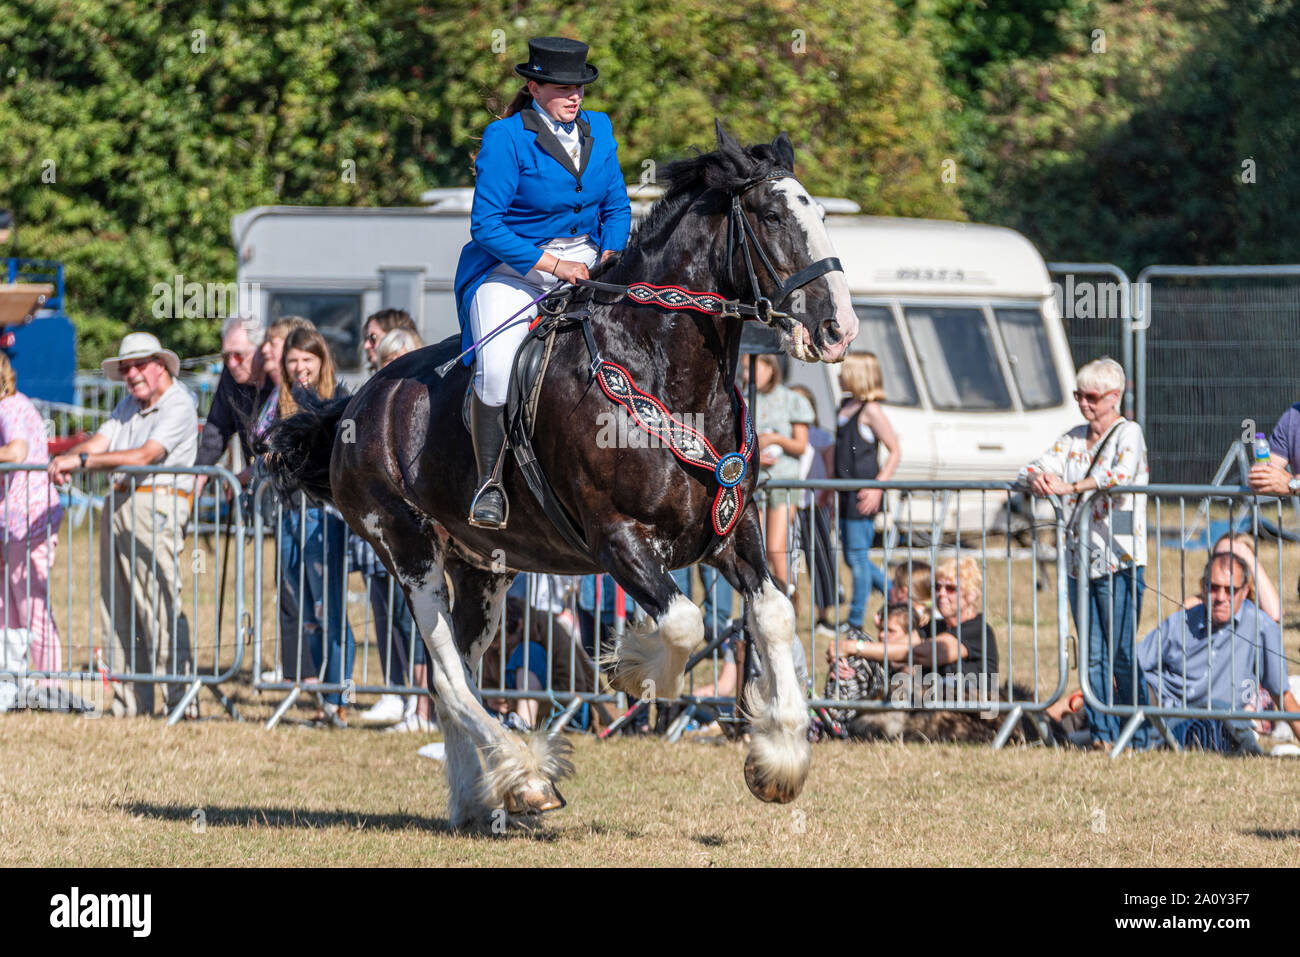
[835,403,879,517]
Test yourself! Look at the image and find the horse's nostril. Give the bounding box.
[820,320,843,345]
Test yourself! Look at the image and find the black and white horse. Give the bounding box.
[267,124,858,828]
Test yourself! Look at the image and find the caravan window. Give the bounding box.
[994,307,1063,409]
[268,293,363,371]
[851,304,919,406]
[903,306,1012,410]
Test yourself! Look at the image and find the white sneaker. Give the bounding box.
[383,712,436,734]
[359,693,405,725]
[260,666,283,683]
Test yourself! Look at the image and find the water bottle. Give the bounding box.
[1253,433,1271,463]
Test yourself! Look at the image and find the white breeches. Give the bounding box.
[470,237,598,406]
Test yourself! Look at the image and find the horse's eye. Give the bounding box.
[764,211,782,226]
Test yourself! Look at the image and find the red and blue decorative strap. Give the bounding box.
[594,359,755,536]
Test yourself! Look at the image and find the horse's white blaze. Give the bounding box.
[772,178,858,361]
[744,578,812,799]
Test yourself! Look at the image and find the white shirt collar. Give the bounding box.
[531,100,576,135]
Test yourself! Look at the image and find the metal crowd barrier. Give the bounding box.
[758,479,1070,748]
[249,478,617,731]
[0,463,246,725]
[1079,483,1300,757]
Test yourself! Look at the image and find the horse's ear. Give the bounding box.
[772,131,795,172]
[708,118,752,188]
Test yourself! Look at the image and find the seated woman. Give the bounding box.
[850,556,997,690]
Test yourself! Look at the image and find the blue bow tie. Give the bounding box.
[557,119,576,135]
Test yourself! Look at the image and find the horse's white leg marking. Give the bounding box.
[771,178,858,360]
[743,577,811,803]
[608,593,703,700]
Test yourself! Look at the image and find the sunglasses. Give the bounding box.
[118,358,157,374]
[364,332,382,346]
[1073,389,1116,404]
[222,350,254,364]
[935,582,958,593]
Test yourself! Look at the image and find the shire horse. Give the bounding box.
[267,124,859,828]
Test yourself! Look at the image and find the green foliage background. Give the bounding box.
[0,0,1296,364]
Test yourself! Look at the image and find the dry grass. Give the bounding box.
[10,499,1300,866]
[3,713,1300,867]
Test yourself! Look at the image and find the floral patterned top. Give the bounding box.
[0,392,62,542]
[1018,420,1148,578]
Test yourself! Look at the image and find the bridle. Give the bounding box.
[724,168,843,329]
[574,168,842,330]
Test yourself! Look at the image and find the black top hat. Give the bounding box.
[515,36,599,85]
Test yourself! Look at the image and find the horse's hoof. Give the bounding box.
[744,754,804,804]
[504,780,566,815]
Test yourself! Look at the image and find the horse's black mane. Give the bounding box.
[593,128,795,278]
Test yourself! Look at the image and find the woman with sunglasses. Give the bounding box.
[1019,357,1150,750]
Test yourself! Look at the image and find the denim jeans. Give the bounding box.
[670,566,735,641]
[839,517,886,629]
[1068,566,1151,746]
[281,503,356,706]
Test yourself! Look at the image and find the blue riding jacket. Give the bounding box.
[453,107,632,365]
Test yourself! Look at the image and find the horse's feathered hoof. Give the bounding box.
[744,753,805,804]
[504,781,566,815]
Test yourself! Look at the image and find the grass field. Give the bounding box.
[4,710,1300,867]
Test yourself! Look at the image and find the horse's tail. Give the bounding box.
[262,389,350,506]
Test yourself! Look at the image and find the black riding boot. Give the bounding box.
[468,393,509,529]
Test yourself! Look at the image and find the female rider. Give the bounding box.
[453,36,631,528]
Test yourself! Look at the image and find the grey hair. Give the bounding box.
[1075,357,1124,395]
[377,328,424,366]
[220,314,266,347]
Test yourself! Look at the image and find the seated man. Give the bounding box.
[49,333,198,717]
[1138,553,1300,752]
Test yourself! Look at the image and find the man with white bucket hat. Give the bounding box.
[49,332,199,717]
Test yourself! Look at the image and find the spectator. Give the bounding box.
[823,602,922,723]
[49,333,197,717]
[376,327,424,367]
[0,352,63,681]
[743,354,812,594]
[481,594,600,732]
[841,555,998,696]
[883,559,933,632]
[1020,356,1150,750]
[834,352,899,636]
[1139,553,1300,752]
[252,316,313,685]
[351,320,430,730]
[362,308,420,372]
[1247,404,1300,600]
[1184,532,1281,623]
[193,315,274,500]
[788,384,839,638]
[276,325,356,726]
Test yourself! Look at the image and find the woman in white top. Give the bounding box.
[1020,357,1150,749]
